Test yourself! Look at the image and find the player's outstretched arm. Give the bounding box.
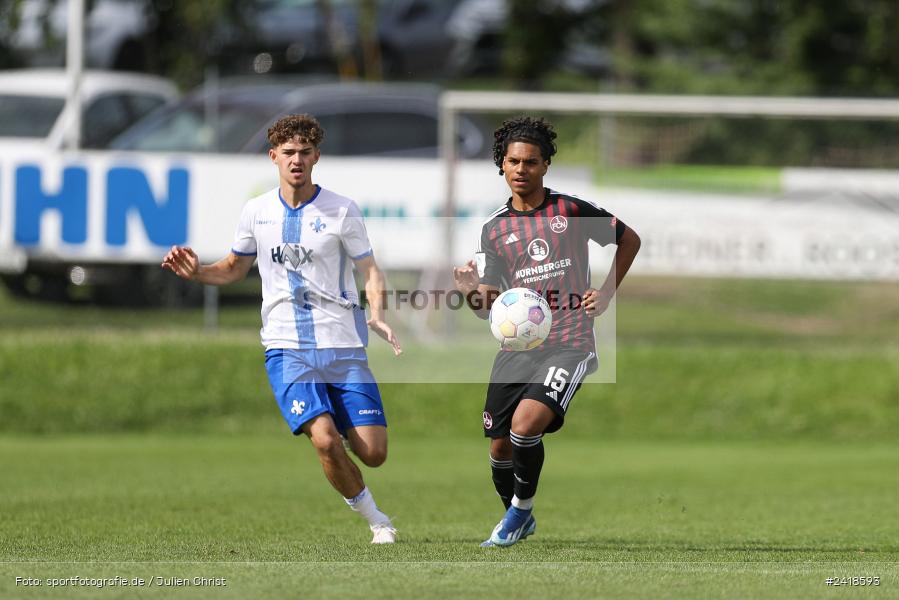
[583,225,641,317]
[161,246,255,286]
[354,254,402,356]
[452,260,497,320]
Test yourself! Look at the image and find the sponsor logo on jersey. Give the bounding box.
[483,411,493,429]
[311,217,326,233]
[271,243,314,268]
[514,258,572,279]
[505,232,520,245]
[550,215,568,233]
[528,238,549,262]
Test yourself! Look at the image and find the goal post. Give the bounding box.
[439,90,899,223]
[427,90,899,376]
[438,91,899,279]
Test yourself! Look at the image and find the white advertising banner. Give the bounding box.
[0,150,507,268]
[1,149,897,281]
[600,186,899,281]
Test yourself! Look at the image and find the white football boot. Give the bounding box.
[370,521,397,544]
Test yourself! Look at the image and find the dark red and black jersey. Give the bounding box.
[476,188,626,352]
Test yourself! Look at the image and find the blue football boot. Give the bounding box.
[480,506,534,547]
[480,514,536,547]
[521,514,537,539]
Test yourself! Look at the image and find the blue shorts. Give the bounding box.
[264,348,386,436]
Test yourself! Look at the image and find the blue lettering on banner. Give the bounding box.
[106,167,189,247]
[14,165,88,245]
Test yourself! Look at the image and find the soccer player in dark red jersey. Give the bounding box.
[453,116,641,547]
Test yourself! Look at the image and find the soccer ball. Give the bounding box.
[489,288,552,351]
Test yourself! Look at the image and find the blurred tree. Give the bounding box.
[146,0,252,89]
[358,0,382,80]
[503,0,572,88]
[503,0,606,88]
[604,0,797,94]
[146,0,389,86]
[605,0,899,97]
[0,0,26,68]
[316,0,358,78]
[780,0,899,97]
[600,0,899,167]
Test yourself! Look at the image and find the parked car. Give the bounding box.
[214,0,359,75]
[218,0,604,80]
[0,68,178,149]
[3,79,485,306]
[377,0,460,78]
[8,0,154,71]
[446,0,610,77]
[109,79,487,158]
[0,69,179,304]
[214,0,462,79]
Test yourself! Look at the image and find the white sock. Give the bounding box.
[511,495,533,510]
[344,486,390,526]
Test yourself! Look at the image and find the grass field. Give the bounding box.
[596,164,782,194]
[2,436,897,598]
[2,276,897,438]
[1,276,898,597]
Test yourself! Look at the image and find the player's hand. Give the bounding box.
[583,288,612,317]
[453,260,480,294]
[161,246,199,281]
[368,319,402,356]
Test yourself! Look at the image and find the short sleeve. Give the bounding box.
[231,202,257,256]
[574,197,627,247]
[341,201,373,260]
[476,224,504,287]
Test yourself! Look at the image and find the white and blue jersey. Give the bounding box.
[232,185,386,435]
[231,185,372,350]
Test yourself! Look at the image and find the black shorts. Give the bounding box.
[483,346,598,438]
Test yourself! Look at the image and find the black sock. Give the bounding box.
[489,455,514,509]
[510,431,544,505]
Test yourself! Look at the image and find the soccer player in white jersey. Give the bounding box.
[161,114,402,544]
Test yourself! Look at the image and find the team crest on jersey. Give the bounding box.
[550,215,568,233]
[483,411,493,429]
[271,243,314,269]
[528,238,549,262]
[311,217,326,233]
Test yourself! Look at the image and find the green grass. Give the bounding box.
[596,164,782,194]
[617,276,899,348]
[5,276,896,346]
[2,332,898,440]
[2,277,897,438]
[1,435,897,598]
[2,275,898,597]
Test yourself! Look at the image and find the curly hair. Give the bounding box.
[492,116,557,174]
[267,114,325,148]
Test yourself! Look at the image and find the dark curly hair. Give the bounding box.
[267,113,324,148]
[492,116,557,174]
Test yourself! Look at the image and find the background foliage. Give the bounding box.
[3,0,899,94]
